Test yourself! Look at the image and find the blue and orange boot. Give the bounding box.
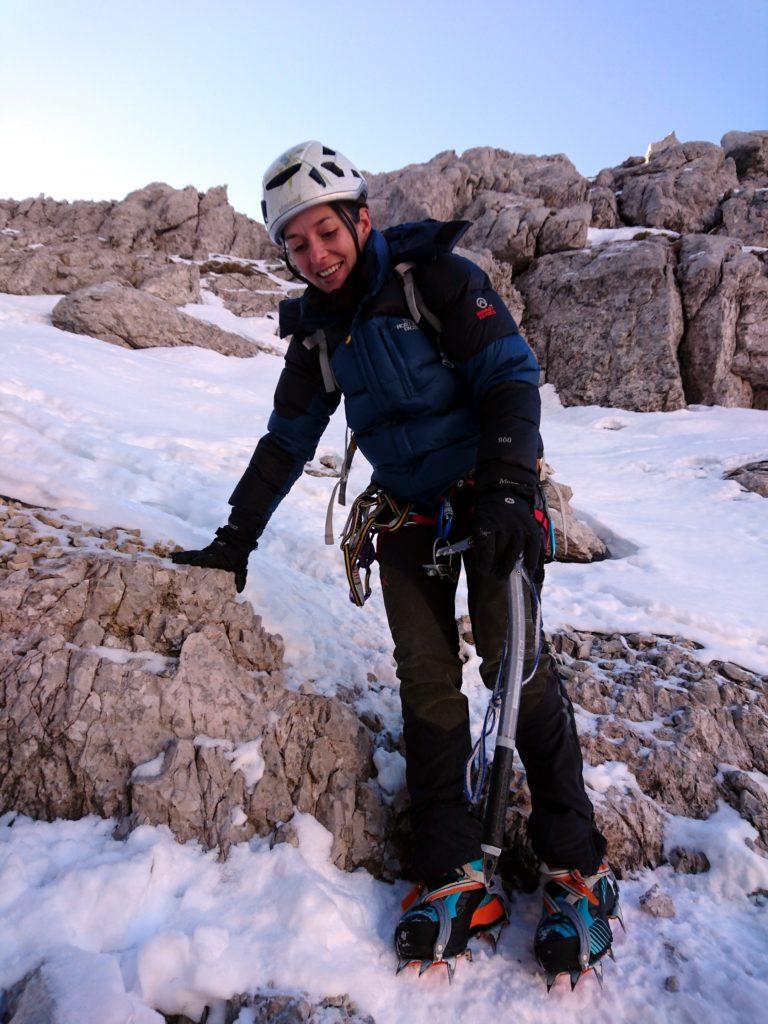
[394,858,509,981]
[534,862,623,991]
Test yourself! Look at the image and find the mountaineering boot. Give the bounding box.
[534,862,622,991]
[394,859,509,981]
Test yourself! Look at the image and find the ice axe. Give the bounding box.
[434,541,533,887]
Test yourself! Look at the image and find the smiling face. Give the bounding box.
[282,203,372,292]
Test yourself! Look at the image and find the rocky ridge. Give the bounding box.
[3,131,768,410]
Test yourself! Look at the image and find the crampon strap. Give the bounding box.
[339,485,412,606]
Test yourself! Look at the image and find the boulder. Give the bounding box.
[639,884,676,918]
[205,270,291,317]
[455,245,525,322]
[51,282,258,356]
[0,502,387,873]
[676,234,768,406]
[461,147,588,207]
[613,137,739,234]
[138,262,201,305]
[0,235,171,295]
[721,130,768,186]
[716,187,768,248]
[366,150,475,225]
[462,194,590,270]
[516,237,685,411]
[462,193,549,271]
[724,460,768,497]
[537,202,592,255]
[365,146,589,228]
[540,471,609,562]
[587,185,620,229]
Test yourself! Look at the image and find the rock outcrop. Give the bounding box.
[724,460,768,497]
[1,499,766,890]
[499,628,768,887]
[676,235,768,407]
[51,282,258,356]
[540,470,609,562]
[610,135,739,235]
[517,237,685,411]
[0,501,386,872]
[3,130,768,401]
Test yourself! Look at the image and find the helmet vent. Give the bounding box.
[261,199,268,220]
[351,169,361,178]
[321,161,345,177]
[308,167,327,186]
[265,164,300,190]
[322,146,336,155]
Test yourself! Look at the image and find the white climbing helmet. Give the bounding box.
[261,140,368,244]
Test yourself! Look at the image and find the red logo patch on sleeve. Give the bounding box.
[476,304,497,320]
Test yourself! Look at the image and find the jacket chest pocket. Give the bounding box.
[359,317,439,403]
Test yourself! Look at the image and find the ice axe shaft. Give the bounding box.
[481,555,527,886]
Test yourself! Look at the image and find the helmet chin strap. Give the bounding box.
[282,242,310,285]
[334,203,363,260]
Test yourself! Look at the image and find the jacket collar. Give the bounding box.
[278,218,470,337]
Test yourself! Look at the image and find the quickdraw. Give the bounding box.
[339,485,412,606]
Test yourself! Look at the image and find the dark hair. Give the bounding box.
[333,199,369,224]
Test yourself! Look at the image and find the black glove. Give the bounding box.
[171,525,255,593]
[473,479,541,580]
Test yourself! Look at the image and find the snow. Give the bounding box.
[1,292,767,1021]
[587,226,680,245]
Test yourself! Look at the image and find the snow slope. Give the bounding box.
[1,293,767,1022]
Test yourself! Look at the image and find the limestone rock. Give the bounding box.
[667,846,711,874]
[460,147,587,208]
[724,460,768,496]
[463,193,549,270]
[588,185,621,229]
[557,629,768,854]
[0,235,169,295]
[721,130,768,186]
[614,138,739,233]
[365,146,588,228]
[716,187,768,248]
[206,270,289,317]
[455,245,525,322]
[639,884,676,918]
[537,203,592,256]
[540,471,609,562]
[0,501,386,872]
[366,150,475,225]
[51,282,257,356]
[0,182,273,296]
[676,234,768,406]
[517,238,685,411]
[138,262,201,305]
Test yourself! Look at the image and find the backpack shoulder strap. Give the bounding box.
[393,262,442,335]
[302,329,339,393]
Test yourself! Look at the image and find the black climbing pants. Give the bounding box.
[378,521,606,881]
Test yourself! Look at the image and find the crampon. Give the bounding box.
[534,862,624,992]
[394,859,509,982]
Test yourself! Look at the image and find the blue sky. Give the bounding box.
[2,0,766,220]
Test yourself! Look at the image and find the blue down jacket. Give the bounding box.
[230,219,542,529]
